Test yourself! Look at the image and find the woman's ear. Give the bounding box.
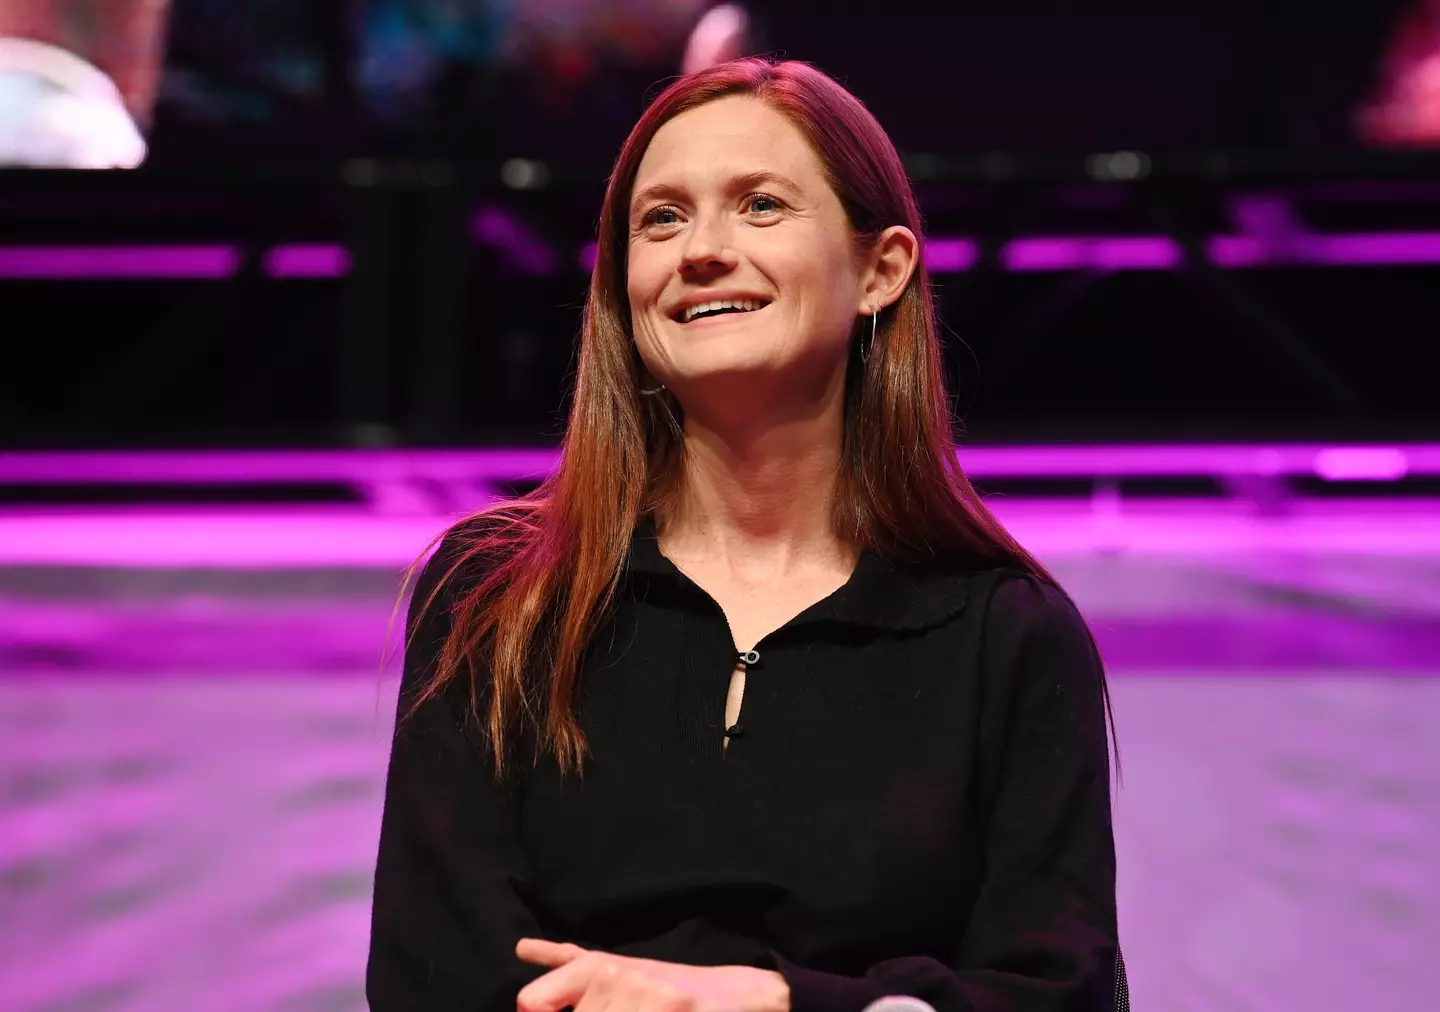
[861,225,919,312]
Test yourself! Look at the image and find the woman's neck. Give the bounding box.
[659,414,853,581]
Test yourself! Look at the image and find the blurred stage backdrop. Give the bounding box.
[2,2,1440,1010]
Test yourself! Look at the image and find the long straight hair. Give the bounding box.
[405,57,1118,782]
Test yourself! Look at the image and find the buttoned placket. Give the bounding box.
[722,646,762,758]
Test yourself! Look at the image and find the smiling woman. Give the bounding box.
[625,94,898,430]
[367,57,1122,1012]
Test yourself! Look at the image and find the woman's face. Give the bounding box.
[626,95,867,404]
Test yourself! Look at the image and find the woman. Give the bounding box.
[367,57,1121,1012]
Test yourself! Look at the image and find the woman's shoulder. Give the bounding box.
[399,506,541,701]
[412,504,539,603]
[966,564,1096,662]
[909,555,1077,615]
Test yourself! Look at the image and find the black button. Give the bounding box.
[724,724,745,738]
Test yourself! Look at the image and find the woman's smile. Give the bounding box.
[674,301,772,329]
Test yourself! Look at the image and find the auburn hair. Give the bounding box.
[402,57,1118,781]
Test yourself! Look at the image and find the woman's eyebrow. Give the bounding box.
[630,170,805,215]
[730,170,805,198]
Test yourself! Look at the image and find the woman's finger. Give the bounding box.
[515,937,589,968]
[516,953,608,1012]
[572,959,624,1012]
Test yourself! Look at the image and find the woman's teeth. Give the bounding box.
[682,298,766,323]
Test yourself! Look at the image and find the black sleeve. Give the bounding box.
[773,575,1119,1012]
[366,535,549,1011]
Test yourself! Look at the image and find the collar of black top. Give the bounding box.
[622,514,971,634]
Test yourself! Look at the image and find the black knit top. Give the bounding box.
[366,516,1118,1011]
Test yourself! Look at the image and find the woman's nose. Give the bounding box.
[678,216,737,274]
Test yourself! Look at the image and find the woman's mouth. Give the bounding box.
[672,298,771,325]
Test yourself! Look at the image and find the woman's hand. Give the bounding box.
[516,938,790,1012]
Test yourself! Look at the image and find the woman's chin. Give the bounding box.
[668,356,779,385]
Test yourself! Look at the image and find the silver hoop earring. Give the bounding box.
[862,307,878,363]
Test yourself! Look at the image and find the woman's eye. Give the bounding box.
[749,195,781,214]
[644,207,680,227]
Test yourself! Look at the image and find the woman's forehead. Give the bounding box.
[635,99,823,194]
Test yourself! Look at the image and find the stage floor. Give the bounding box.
[2,498,1438,1012]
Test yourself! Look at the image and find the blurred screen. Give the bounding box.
[155,0,712,160]
[150,0,1429,161]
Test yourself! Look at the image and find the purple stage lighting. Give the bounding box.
[0,444,1436,487]
[0,444,1437,568]
[1003,237,1182,271]
[1313,447,1410,481]
[262,244,351,278]
[5,232,1440,280]
[0,245,240,279]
